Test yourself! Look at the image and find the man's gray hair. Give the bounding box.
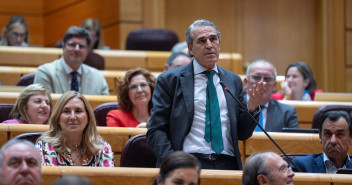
[186,19,221,46]
[0,139,41,172]
[246,59,277,79]
[242,151,275,185]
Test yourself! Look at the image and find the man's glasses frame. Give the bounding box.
[66,40,88,49]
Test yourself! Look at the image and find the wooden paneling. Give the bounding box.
[104,24,120,50]
[43,0,119,47]
[346,0,352,29]
[242,0,317,76]
[119,0,142,22]
[43,0,81,14]
[165,0,240,53]
[347,31,352,66]
[118,23,142,49]
[346,68,352,93]
[0,0,43,14]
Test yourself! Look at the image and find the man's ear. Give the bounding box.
[257,174,270,185]
[163,64,169,72]
[156,174,163,185]
[319,131,322,144]
[188,44,193,56]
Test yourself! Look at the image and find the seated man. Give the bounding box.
[0,139,42,185]
[163,52,192,71]
[242,151,295,185]
[244,59,298,132]
[291,110,352,173]
[34,26,109,95]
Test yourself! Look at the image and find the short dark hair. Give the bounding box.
[52,175,92,185]
[319,111,352,136]
[153,151,201,185]
[166,52,191,67]
[285,62,316,93]
[186,20,221,57]
[63,26,91,47]
[116,68,156,113]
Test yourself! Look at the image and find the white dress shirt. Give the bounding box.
[62,59,82,92]
[183,59,235,156]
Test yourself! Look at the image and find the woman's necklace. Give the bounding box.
[67,143,80,148]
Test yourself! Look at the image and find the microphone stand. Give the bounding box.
[220,81,302,172]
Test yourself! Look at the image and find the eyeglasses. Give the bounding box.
[278,166,293,173]
[66,41,88,49]
[10,31,26,38]
[128,82,150,91]
[249,74,275,83]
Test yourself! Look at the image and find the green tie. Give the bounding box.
[204,70,224,154]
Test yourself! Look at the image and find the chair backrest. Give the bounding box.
[312,105,352,129]
[120,134,157,168]
[0,104,14,123]
[83,52,105,70]
[93,102,119,126]
[126,28,179,51]
[12,132,42,144]
[16,73,35,86]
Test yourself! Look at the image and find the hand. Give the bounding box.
[247,81,267,112]
[136,122,147,128]
[281,81,292,99]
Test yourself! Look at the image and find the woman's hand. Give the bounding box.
[136,122,147,128]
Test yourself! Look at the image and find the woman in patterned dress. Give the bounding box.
[36,91,115,166]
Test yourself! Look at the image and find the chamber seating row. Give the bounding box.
[40,166,352,185]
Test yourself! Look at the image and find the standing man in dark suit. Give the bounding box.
[291,111,352,173]
[244,60,299,132]
[147,20,267,170]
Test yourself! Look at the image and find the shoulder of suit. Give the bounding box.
[270,98,295,109]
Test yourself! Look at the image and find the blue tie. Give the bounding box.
[71,71,79,92]
[254,105,265,132]
[204,70,223,154]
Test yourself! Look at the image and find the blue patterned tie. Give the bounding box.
[204,70,223,154]
[254,105,265,132]
[71,71,79,92]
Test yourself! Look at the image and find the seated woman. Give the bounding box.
[80,18,109,50]
[153,151,201,185]
[272,62,318,101]
[0,15,29,46]
[36,91,115,167]
[3,84,51,124]
[107,68,156,128]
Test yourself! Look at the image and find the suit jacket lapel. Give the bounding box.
[80,64,90,94]
[56,58,70,93]
[314,154,326,173]
[265,99,275,130]
[180,62,194,121]
[217,67,237,128]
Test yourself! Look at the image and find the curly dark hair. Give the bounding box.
[116,68,156,113]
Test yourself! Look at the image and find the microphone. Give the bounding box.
[219,81,302,172]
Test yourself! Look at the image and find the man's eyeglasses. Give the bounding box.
[128,82,150,91]
[66,41,88,49]
[278,166,293,174]
[249,74,275,83]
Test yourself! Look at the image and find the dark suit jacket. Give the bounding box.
[265,99,298,132]
[147,61,257,169]
[291,153,352,173]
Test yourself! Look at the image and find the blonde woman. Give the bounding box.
[36,91,115,166]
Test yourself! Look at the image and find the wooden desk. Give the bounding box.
[0,46,243,74]
[40,166,352,185]
[315,92,352,102]
[279,100,352,128]
[0,92,117,109]
[0,66,285,94]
